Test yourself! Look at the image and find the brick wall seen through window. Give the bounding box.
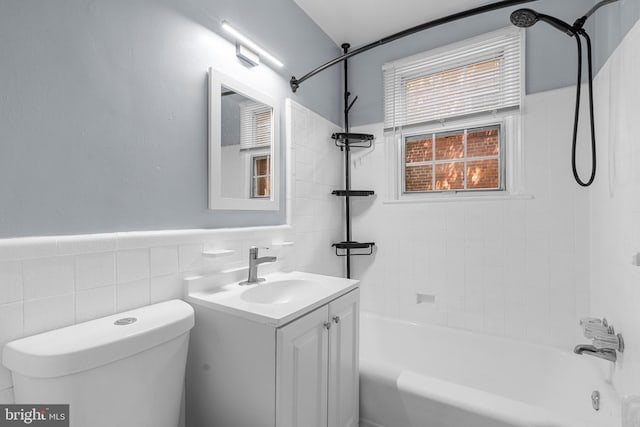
[404,125,501,193]
[252,155,271,198]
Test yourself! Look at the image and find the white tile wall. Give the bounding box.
[178,244,204,273]
[24,293,75,336]
[150,246,179,277]
[150,274,183,304]
[0,226,300,402]
[23,256,75,299]
[350,86,592,349]
[0,261,22,304]
[75,285,115,323]
[589,19,640,396]
[0,302,22,391]
[287,100,345,278]
[116,249,150,284]
[116,279,151,312]
[76,252,116,290]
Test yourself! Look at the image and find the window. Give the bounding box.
[240,100,273,199]
[240,101,272,150]
[383,28,523,198]
[251,154,271,198]
[404,125,502,193]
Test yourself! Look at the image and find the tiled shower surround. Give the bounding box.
[349,23,640,399]
[350,84,591,351]
[589,20,640,397]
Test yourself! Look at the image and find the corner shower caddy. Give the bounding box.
[331,43,375,279]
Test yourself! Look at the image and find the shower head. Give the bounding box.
[510,8,538,27]
[510,8,576,36]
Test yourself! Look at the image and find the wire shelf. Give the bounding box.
[331,132,374,148]
[332,241,375,256]
[331,190,375,197]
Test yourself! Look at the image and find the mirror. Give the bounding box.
[208,68,280,210]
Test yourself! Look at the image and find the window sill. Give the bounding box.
[382,193,534,205]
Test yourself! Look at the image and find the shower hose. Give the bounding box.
[571,30,597,187]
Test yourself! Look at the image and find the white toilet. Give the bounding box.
[2,299,194,427]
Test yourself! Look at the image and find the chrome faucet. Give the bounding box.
[240,246,277,285]
[573,317,624,363]
[573,344,618,362]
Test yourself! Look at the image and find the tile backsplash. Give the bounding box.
[0,226,296,399]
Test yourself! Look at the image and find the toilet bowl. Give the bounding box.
[2,299,194,427]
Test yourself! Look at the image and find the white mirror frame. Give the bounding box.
[208,68,280,210]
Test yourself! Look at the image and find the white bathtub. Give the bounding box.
[359,312,621,427]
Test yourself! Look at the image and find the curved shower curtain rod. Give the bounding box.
[289,0,538,92]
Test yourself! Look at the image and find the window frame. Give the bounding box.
[387,112,524,202]
[250,153,271,199]
[382,27,526,202]
[400,121,505,195]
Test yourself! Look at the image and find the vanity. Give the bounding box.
[185,271,360,427]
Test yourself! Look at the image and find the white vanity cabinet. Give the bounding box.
[276,289,359,427]
[186,284,359,427]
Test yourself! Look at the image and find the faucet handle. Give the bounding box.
[580,317,603,328]
[583,323,615,338]
[593,333,625,352]
[581,317,614,338]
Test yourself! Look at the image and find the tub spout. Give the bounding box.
[573,344,617,362]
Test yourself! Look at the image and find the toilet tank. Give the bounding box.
[3,299,194,427]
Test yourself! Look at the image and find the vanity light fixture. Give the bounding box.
[221,21,284,68]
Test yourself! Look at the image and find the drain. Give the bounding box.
[592,390,600,411]
[114,317,137,326]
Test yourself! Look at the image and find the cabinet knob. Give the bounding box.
[332,316,340,324]
[323,322,332,330]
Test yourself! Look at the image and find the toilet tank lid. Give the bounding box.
[2,299,194,378]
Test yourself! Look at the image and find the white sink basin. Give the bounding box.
[186,271,359,326]
[240,279,321,304]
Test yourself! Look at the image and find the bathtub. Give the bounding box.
[359,312,621,427]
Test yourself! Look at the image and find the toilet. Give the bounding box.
[2,299,194,427]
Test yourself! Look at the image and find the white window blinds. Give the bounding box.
[383,28,523,131]
[240,101,272,149]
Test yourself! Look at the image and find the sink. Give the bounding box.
[186,271,359,326]
[240,279,321,304]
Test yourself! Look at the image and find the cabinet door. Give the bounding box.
[276,305,329,427]
[328,289,360,427]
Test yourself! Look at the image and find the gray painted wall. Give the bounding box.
[593,0,640,70]
[342,0,624,126]
[0,0,341,238]
[221,94,242,147]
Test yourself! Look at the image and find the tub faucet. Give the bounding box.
[240,246,277,285]
[573,344,617,362]
[573,317,624,363]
